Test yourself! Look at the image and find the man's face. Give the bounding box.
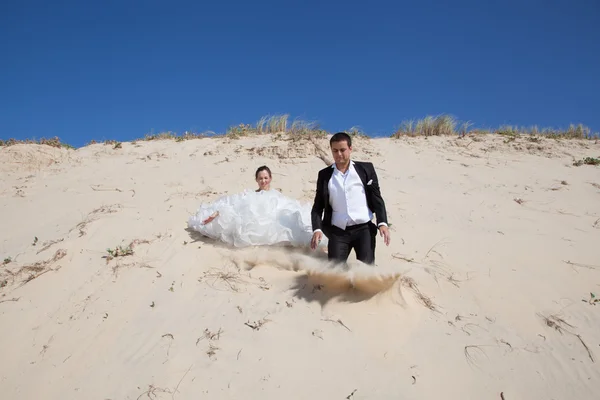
[330,140,352,166]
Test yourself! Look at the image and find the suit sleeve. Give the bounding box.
[311,170,325,232]
[366,163,388,226]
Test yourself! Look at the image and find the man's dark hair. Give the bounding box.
[330,132,352,148]
[255,165,271,178]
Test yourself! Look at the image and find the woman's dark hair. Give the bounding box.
[255,165,272,179]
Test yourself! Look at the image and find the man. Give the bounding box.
[310,132,390,265]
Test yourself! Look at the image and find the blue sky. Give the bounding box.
[1,0,599,147]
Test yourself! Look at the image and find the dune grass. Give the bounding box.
[2,114,597,149]
[226,114,328,140]
[137,131,220,142]
[391,114,597,139]
[0,132,219,149]
[0,137,75,149]
[394,115,463,137]
[573,157,600,167]
[85,131,222,147]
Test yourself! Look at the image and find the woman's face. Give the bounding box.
[256,170,271,190]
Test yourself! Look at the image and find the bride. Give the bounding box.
[187,166,327,248]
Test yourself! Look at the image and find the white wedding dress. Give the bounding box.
[187,189,327,248]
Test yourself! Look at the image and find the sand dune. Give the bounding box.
[1,133,599,399]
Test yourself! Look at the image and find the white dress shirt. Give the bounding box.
[328,161,375,230]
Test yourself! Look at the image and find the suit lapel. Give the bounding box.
[352,161,369,186]
[350,161,374,215]
[323,167,334,205]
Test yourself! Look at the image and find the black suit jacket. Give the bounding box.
[311,160,388,234]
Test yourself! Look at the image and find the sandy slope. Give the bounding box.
[1,134,599,400]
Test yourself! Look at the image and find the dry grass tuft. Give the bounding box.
[391,115,597,139]
[197,265,272,292]
[393,115,459,137]
[575,335,595,362]
[244,317,271,331]
[538,313,575,334]
[226,114,327,140]
[446,273,464,288]
[460,323,486,336]
[392,238,459,286]
[464,345,490,368]
[141,130,218,142]
[0,249,67,288]
[493,123,595,139]
[71,204,122,237]
[563,260,599,271]
[538,313,594,362]
[136,384,172,399]
[289,119,327,140]
[322,318,352,332]
[391,254,415,263]
[462,341,519,368]
[111,262,153,278]
[36,238,65,254]
[196,328,223,359]
[130,238,152,247]
[206,343,220,358]
[346,126,369,138]
[262,114,289,133]
[198,268,247,292]
[201,328,223,341]
[400,276,438,311]
[0,137,75,149]
[136,363,193,399]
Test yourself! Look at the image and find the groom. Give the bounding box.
[310,132,390,265]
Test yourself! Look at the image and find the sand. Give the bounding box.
[1,133,599,399]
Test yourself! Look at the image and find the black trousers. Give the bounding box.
[326,222,377,265]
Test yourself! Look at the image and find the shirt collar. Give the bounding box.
[331,160,354,170]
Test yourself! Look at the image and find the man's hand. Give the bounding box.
[379,225,391,246]
[310,231,323,250]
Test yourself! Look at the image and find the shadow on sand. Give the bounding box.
[287,273,385,307]
[184,227,234,249]
[185,227,403,307]
[184,227,330,254]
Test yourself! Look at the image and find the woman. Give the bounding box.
[187,166,327,248]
